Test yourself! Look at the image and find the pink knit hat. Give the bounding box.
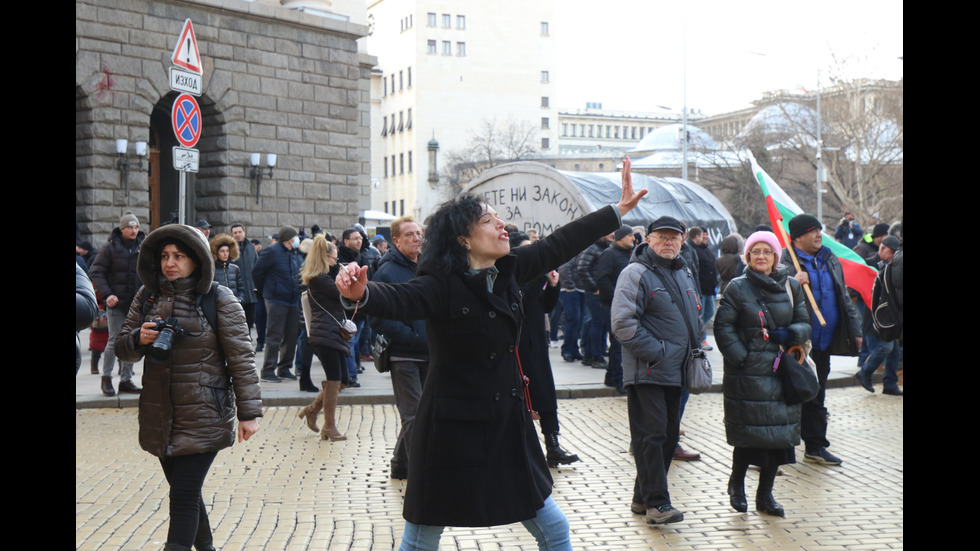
[744,231,782,264]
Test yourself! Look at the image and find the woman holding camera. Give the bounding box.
[116,224,262,551]
[296,234,352,441]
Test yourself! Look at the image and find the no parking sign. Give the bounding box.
[171,93,202,148]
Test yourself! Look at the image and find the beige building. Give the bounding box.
[557,104,689,156]
[366,0,558,220]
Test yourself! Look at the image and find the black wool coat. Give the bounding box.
[714,268,811,449]
[518,274,560,415]
[354,206,620,527]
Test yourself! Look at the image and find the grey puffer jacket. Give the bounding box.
[115,224,262,458]
[714,268,810,449]
[611,243,703,388]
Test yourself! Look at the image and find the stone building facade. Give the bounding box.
[76,0,375,245]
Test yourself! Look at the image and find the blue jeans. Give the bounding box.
[582,293,605,360]
[399,496,571,551]
[860,334,900,390]
[559,291,583,358]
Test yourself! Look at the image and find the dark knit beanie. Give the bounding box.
[871,223,890,238]
[788,214,822,240]
[880,236,901,252]
[614,225,634,241]
[278,225,298,244]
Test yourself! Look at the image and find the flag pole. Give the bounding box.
[775,222,826,327]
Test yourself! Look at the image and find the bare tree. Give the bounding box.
[440,118,540,190]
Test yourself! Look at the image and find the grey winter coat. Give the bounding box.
[714,268,810,449]
[611,243,703,388]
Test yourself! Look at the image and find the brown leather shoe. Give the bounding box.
[673,444,701,461]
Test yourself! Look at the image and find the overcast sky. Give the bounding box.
[554,0,903,115]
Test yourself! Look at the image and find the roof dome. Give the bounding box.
[738,102,819,143]
[631,123,718,154]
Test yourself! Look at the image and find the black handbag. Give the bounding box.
[372,334,391,373]
[776,347,819,405]
[748,283,819,405]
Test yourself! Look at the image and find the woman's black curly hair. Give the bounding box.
[421,193,486,274]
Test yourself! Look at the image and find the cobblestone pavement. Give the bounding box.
[76,387,903,550]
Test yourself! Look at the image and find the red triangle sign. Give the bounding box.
[171,19,203,75]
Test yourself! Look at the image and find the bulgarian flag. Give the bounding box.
[748,150,877,306]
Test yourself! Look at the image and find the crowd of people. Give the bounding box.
[76,168,902,548]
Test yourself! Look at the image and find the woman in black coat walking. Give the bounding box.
[714,231,811,517]
[510,232,580,468]
[336,161,645,550]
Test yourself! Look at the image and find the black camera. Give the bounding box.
[148,317,184,360]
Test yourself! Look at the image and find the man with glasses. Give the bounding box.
[611,216,703,525]
[370,216,428,480]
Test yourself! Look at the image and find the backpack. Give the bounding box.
[142,281,219,331]
[870,264,902,341]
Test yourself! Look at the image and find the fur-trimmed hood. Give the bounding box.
[137,224,214,295]
[210,233,240,262]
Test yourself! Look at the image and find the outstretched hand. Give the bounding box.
[336,262,369,302]
[616,156,647,217]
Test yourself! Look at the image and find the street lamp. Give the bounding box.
[250,153,277,203]
[115,139,148,189]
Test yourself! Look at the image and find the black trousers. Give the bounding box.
[627,384,681,508]
[801,348,832,450]
[159,451,218,547]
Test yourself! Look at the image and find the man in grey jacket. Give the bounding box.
[612,216,702,526]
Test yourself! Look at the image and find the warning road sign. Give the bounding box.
[171,19,203,75]
[171,93,202,148]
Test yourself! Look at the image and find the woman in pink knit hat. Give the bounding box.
[713,231,812,518]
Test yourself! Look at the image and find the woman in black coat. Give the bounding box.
[511,232,580,469]
[714,231,811,517]
[336,163,645,550]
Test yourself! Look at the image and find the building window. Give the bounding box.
[427,12,436,27]
[406,108,413,130]
[541,96,549,108]
[457,15,466,29]
[390,74,396,94]
[400,153,405,174]
[442,41,452,55]
[540,71,549,83]
[398,111,404,132]
[561,123,567,136]
[382,115,388,137]
[442,14,451,28]
[540,22,549,36]
[427,40,436,54]
[408,151,413,172]
[384,201,388,214]
[383,76,387,97]
[400,199,405,216]
[541,137,550,149]
[399,70,403,90]
[391,155,396,175]
[407,67,412,87]
[456,42,466,56]
[541,117,549,129]
[384,157,388,178]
